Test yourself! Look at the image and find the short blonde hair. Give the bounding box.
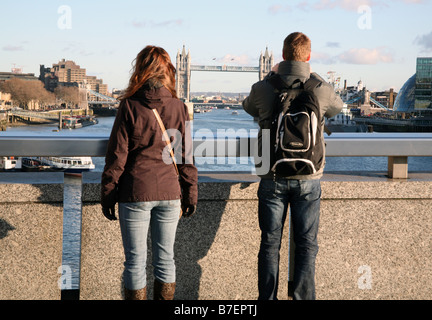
[283,32,311,62]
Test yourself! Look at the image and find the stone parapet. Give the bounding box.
[80,171,432,300]
[0,172,64,300]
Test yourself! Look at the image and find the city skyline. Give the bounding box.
[1,0,432,94]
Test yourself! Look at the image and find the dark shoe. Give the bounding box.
[124,287,147,300]
[154,279,176,300]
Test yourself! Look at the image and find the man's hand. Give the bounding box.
[102,206,117,221]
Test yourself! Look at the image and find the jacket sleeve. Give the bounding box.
[177,103,198,206]
[242,83,260,118]
[242,80,276,129]
[100,100,130,208]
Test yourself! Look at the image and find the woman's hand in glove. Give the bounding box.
[102,206,117,221]
[181,203,197,218]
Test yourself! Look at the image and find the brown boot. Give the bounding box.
[153,279,176,300]
[124,287,147,300]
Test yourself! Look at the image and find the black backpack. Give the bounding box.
[267,73,324,177]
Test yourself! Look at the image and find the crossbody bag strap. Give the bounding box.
[152,108,179,176]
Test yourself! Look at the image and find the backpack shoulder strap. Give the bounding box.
[304,77,321,91]
[266,72,284,92]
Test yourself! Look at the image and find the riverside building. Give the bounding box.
[415,57,432,110]
[39,59,108,97]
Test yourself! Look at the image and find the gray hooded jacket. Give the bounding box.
[242,60,343,180]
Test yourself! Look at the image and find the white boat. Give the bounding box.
[232,111,239,115]
[0,157,22,171]
[62,115,98,129]
[23,156,95,173]
[325,103,367,133]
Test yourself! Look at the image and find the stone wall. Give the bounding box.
[1,171,430,300]
[0,172,64,300]
[80,171,432,300]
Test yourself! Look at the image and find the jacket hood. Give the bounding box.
[131,80,172,109]
[278,60,310,86]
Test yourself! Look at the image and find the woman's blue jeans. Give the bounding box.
[118,200,181,290]
[257,178,321,300]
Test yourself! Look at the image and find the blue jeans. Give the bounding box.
[118,200,181,290]
[257,178,321,300]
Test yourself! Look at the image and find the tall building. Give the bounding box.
[39,59,108,96]
[393,57,432,113]
[415,57,432,110]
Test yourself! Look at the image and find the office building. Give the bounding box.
[39,59,108,97]
[393,57,432,112]
[415,57,432,110]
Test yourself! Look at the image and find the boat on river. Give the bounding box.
[0,157,22,171]
[62,115,98,129]
[21,156,95,173]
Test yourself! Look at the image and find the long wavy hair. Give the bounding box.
[119,45,177,100]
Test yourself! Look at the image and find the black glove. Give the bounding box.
[181,204,197,218]
[102,206,117,221]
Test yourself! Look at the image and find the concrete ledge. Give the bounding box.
[0,172,64,300]
[80,171,432,300]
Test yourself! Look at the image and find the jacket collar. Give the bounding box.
[277,60,310,85]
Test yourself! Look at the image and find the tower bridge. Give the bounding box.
[176,45,274,102]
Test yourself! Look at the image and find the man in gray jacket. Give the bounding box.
[242,32,343,300]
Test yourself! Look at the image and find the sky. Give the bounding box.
[1,0,432,94]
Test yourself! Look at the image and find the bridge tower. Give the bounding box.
[176,45,191,102]
[259,47,274,81]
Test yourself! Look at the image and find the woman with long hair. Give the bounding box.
[101,45,198,300]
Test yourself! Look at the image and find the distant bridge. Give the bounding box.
[8,110,60,121]
[86,89,119,105]
[344,93,391,111]
[190,65,260,73]
[345,95,362,105]
[192,103,242,109]
[369,97,391,111]
[7,109,89,122]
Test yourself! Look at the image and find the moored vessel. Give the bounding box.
[62,115,98,129]
[0,157,22,171]
[22,156,95,173]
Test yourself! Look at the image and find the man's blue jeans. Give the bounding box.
[118,200,181,290]
[257,178,321,300]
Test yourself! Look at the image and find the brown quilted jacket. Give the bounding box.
[101,84,198,208]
